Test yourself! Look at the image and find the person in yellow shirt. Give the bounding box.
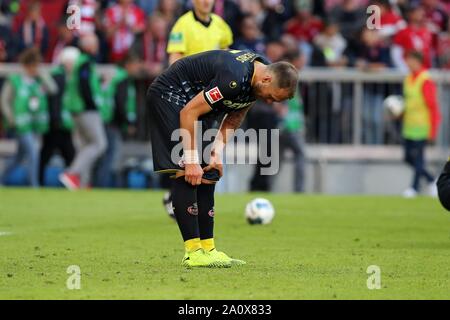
[167,0,233,65]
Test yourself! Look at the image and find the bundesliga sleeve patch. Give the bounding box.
[205,87,224,104]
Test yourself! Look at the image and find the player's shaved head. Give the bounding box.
[267,61,299,99]
[252,60,299,104]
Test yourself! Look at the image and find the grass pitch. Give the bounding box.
[0,188,449,300]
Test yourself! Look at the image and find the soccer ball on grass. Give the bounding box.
[245,198,275,225]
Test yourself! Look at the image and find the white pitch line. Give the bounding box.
[0,231,13,236]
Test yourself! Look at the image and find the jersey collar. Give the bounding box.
[192,10,212,28]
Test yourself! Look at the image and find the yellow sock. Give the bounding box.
[201,238,215,252]
[184,238,201,253]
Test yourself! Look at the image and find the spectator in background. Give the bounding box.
[232,14,266,54]
[68,0,99,36]
[437,19,450,69]
[285,1,323,42]
[215,0,244,36]
[103,0,146,63]
[285,0,323,65]
[422,0,448,35]
[265,41,287,63]
[354,28,391,144]
[51,20,79,64]
[135,0,159,15]
[166,0,233,65]
[313,21,348,67]
[130,13,168,79]
[372,0,406,39]
[260,0,293,41]
[276,48,307,193]
[328,0,366,42]
[401,51,440,198]
[39,47,79,186]
[59,34,107,190]
[94,54,140,188]
[0,16,17,62]
[1,48,56,187]
[157,0,181,27]
[392,5,433,71]
[17,1,49,58]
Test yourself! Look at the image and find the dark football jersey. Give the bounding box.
[148,50,270,113]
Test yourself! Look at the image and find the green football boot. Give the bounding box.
[181,249,231,268]
[205,249,246,266]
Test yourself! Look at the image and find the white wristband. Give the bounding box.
[184,150,200,164]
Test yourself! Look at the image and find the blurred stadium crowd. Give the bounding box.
[0,0,449,67]
[0,0,449,190]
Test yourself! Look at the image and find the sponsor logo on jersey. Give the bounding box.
[223,100,253,109]
[205,87,224,104]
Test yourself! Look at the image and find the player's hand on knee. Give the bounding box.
[185,164,203,186]
[203,163,223,178]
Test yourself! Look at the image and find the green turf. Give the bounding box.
[0,188,449,300]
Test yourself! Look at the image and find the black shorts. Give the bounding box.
[147,88,223,182]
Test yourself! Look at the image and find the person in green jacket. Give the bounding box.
[1,47,57,187]
[59,34,107,190]
[39,47,79,186]
[94,53,141,187]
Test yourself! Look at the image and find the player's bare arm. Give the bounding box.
[179,91,213,186]
[204,106,253,177]
[169,53,184,65]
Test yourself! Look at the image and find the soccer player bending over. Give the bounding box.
[147,50,298,267]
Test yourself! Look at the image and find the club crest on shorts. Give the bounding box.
[205,87,224,104]
[187,203,199,216]
[178,158,186,168]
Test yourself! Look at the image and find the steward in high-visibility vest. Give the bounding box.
[101,66,137,129]
[59,34,108,191]
[49,66,75,130]
[0,48,57,187]
[65,53,104,114]
[401,50,441,198]
[6,73,49,134]
[93,54,141,188]
[39,64,77,186]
